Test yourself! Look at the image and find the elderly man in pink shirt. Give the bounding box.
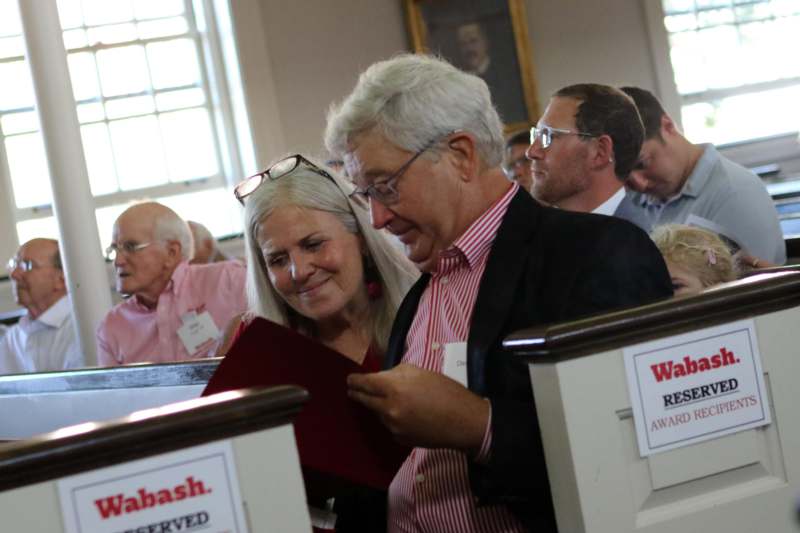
[96,202,247,365]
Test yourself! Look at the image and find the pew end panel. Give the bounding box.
[0,386,312,532]
[506,272,800,533]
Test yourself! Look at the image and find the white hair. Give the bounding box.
[324,53,505,167]
[154,209,193,261]
[242,157,419,353]
[188,220,214,245]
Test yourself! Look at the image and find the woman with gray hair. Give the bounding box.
[229,154,418,364]
[226,154,418,532]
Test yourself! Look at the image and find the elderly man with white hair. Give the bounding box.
[1,238,82,374]
[96,202,246,365]
[188,220,231,264]
[327,55,672,532]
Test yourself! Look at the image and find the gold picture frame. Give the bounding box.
[403,0,540,133]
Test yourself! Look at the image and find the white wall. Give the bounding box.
[234,0,662,157]
[0,0,665,266]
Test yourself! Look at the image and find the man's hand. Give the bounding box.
[347,363,490,454]
[738,253,775,270]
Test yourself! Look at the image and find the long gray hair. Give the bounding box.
[242,158,419,354]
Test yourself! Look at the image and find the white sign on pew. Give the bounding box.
[623,319,770,457]
[58,440,249,533]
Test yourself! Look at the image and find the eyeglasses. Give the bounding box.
[530,125,597,150]
[503,154,530,177]
[105,241,154,261]
[234,154,334,205]
[350,136,442,206]
[6,257,50,274]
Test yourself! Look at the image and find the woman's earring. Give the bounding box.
[363,254,383,300]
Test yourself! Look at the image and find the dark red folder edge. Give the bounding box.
[202,317,409,493]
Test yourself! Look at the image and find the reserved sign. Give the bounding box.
[623,319,770,456]
[58,440,248,533]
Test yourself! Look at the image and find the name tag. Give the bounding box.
[442,342,468,387]
[177,311,221,357]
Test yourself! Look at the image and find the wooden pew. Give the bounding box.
[0,386,312,532]
[505,272,800,533]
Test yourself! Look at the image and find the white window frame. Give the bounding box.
[0,0,250,262]
[642,0,800,147]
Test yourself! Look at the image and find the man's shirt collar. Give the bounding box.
[592,186,626,216]
[434,181,519,275]
[23,295,70,329]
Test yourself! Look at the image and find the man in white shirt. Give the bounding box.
[0,238,82,374]
[526,83,643,216]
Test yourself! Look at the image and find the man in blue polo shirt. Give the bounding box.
[620,86,785,265]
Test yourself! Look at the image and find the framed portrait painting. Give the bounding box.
[403,0,540,131]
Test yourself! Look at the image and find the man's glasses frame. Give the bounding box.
[105,241,154,261]
[5,257,54,274]
[350,135,445,206]
[234,154,334,205]
[530,125,597,150]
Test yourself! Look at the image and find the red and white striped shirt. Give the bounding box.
[388,182,526,533]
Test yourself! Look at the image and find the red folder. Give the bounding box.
[202,317,409,492]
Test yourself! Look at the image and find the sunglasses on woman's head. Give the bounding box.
[234,154,334,205]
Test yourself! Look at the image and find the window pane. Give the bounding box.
[146,39,200,90]
[773,0,800,17]
[96,45,150,97]
[0,61,34,111]
[81,123,119,196]
[68,52,101,101]
[81,0,135,26]
[662,0,800,143]
[669,32,706,94]
[155,87,205,112]
[109,116,168,190]
[0,0,22,37]
[697,8,735,28]
[739,21,780,83]
[77,102,105,123]
[696,0,731,8]
[160,108,219,182]
[63,29,88,50]
[0,35,24,59]
[697,26,742,89]
[17,217,59,245]
[137,17,189,40]
[663,0,696,14]
[133,0,185,20]
[665,13,697,32]
[56,0,84,30]
[87,22,138,46]
[1,111,38,135]
[6,133,53,208]
[105,94,155,119]
[771,16,800,79]
[681,85,800,145]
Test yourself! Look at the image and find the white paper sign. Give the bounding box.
[623,319,770,457]
[177,311,221,356]
[58,440,249,533]
[442,342,468,387]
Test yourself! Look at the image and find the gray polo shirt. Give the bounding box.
[619,144,786,264]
